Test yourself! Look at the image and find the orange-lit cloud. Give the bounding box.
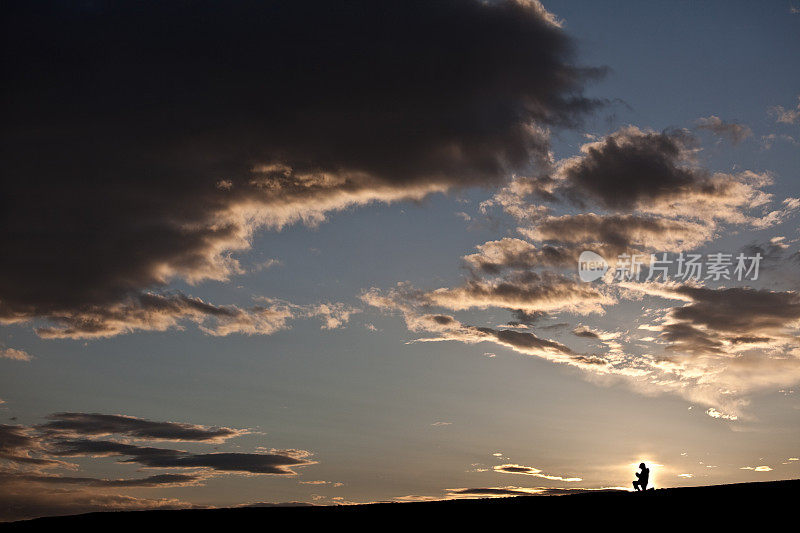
[493,464,583,482]
[0,348,32,361]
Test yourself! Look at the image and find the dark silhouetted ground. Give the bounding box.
[3,479,797,530]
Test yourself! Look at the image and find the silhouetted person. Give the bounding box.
[633,462,650,491]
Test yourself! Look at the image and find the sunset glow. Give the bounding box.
[1,0,799,522]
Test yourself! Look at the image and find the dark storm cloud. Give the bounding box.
[0,0,602,334]
[37,413,246,442]
[50,439,315,475]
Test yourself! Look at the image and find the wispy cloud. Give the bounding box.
[695,115,752,144]
[37,413,247,442]
[25,293,359,340]
[740,465,773,472]
[1,412,317,520]
[493,464,583,482]
[769,95,800,124]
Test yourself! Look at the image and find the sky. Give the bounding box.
[1,0,799,521]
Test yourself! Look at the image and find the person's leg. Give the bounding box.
[633,481,639,491]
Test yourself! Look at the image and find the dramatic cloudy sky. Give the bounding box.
[1,0,799,521]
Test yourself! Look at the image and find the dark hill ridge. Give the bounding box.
[3,479,798,530]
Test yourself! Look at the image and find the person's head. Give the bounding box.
[639,462,646,469]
